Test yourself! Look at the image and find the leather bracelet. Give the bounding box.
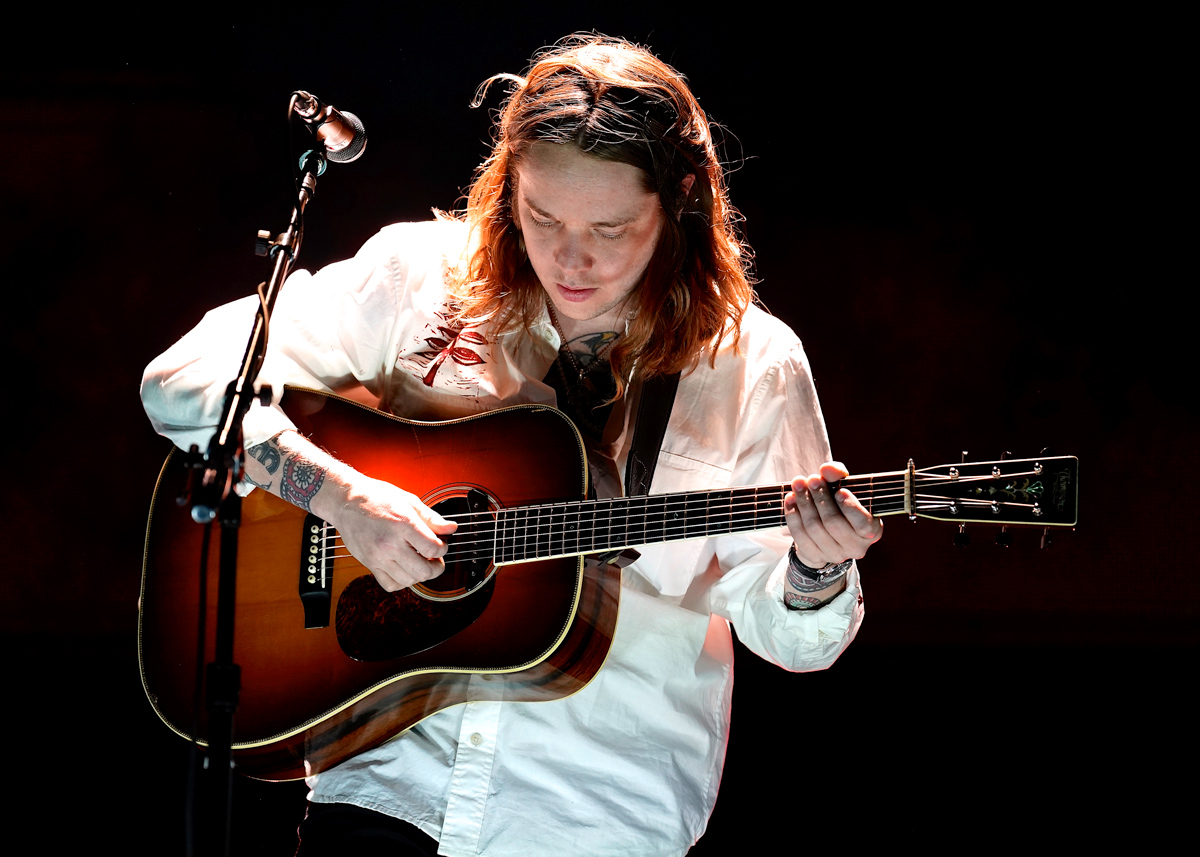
[788,545,852,585]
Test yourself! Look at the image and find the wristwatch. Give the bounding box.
[788,545,852,585]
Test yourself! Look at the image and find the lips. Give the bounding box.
[556,283,597,303]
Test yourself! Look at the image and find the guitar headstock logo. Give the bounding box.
[1053,468,1073,512]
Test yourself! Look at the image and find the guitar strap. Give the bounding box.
[624,370,681,498]
[596,370,680,569]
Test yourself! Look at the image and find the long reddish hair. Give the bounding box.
[450,34,755,397]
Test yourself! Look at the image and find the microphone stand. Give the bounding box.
[180,147,328,857]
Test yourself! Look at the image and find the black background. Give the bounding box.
[2,5,1192,853]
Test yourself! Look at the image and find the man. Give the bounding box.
[143,35,882,856]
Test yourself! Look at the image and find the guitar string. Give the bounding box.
[311,472,1036,549]
[311,476,1024,552]
[417,471,1021,540]
[316,467,1045,549]
[316,493,1033,564]
[319,504,1040,563]
[313,468,1053,563]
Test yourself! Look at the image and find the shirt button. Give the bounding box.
[469,732,483,746]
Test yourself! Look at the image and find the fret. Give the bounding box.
[603,497,623,551]
[626,495,649,546]
[535,504,551,560]
[619,496,638,549]
[706,489,732,537]
[684,490,710,540]
[659,494,686,543]
[590,498,610,554]
[730,487,757,533]
[516,506,534,562]
[496,506,511,561]
[642,495,666,545]
[544,504,560,558]
[561,500,579,556]
[492,509,506,563]
[759,486,786,530]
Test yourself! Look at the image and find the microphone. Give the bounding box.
[291,90,367,163]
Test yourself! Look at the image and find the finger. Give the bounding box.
[815,461,882,541]
[420,501,458,534]
[405,514,451,560]
[377,551,445,592]
[784,499,825,563]
[787,478,845,560]
[410,494,457,538]
[828,486,886,542]
[819,461,849,483]
[803,475,849,530]
[805,472,878,538]
[800,475,878,558]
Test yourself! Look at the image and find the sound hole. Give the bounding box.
[413,487,497,602]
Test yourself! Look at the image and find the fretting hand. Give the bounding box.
[784,461,882,570]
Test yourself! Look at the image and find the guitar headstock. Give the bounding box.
[911,456,1078,527]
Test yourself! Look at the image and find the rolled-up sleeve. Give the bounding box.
[704,340,865,672]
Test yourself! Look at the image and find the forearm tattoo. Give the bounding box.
[242,473,273,492]
[247,436,326,512]
[784,567,832,610]
[245,439,282,492]
[248,440,282,474]
[783,557,850,611]
[281,457,325,511]
[784,592,825,610]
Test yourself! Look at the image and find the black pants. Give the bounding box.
[296,802,440,856]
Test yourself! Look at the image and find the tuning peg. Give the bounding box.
[995,525,1012,548]
[953,524,970,548]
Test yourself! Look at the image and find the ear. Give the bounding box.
[677,173,696,220]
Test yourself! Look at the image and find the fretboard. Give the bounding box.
[448,471,910,565]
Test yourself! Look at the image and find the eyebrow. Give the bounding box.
[522,193,639,229]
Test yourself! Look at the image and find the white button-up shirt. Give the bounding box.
[142,220,864,856]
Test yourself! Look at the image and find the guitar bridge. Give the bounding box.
[299,514,333,628]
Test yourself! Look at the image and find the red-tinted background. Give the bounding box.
[3,6,1190,853]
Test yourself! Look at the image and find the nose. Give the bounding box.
[553,231,593,274]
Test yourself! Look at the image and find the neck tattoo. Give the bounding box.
[545,300,621,381]
[545,300,621,441]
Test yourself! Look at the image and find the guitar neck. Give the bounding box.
[470,455,1077,565]
[486,471,910,565]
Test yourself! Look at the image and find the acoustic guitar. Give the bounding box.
[138,387,1079,780]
